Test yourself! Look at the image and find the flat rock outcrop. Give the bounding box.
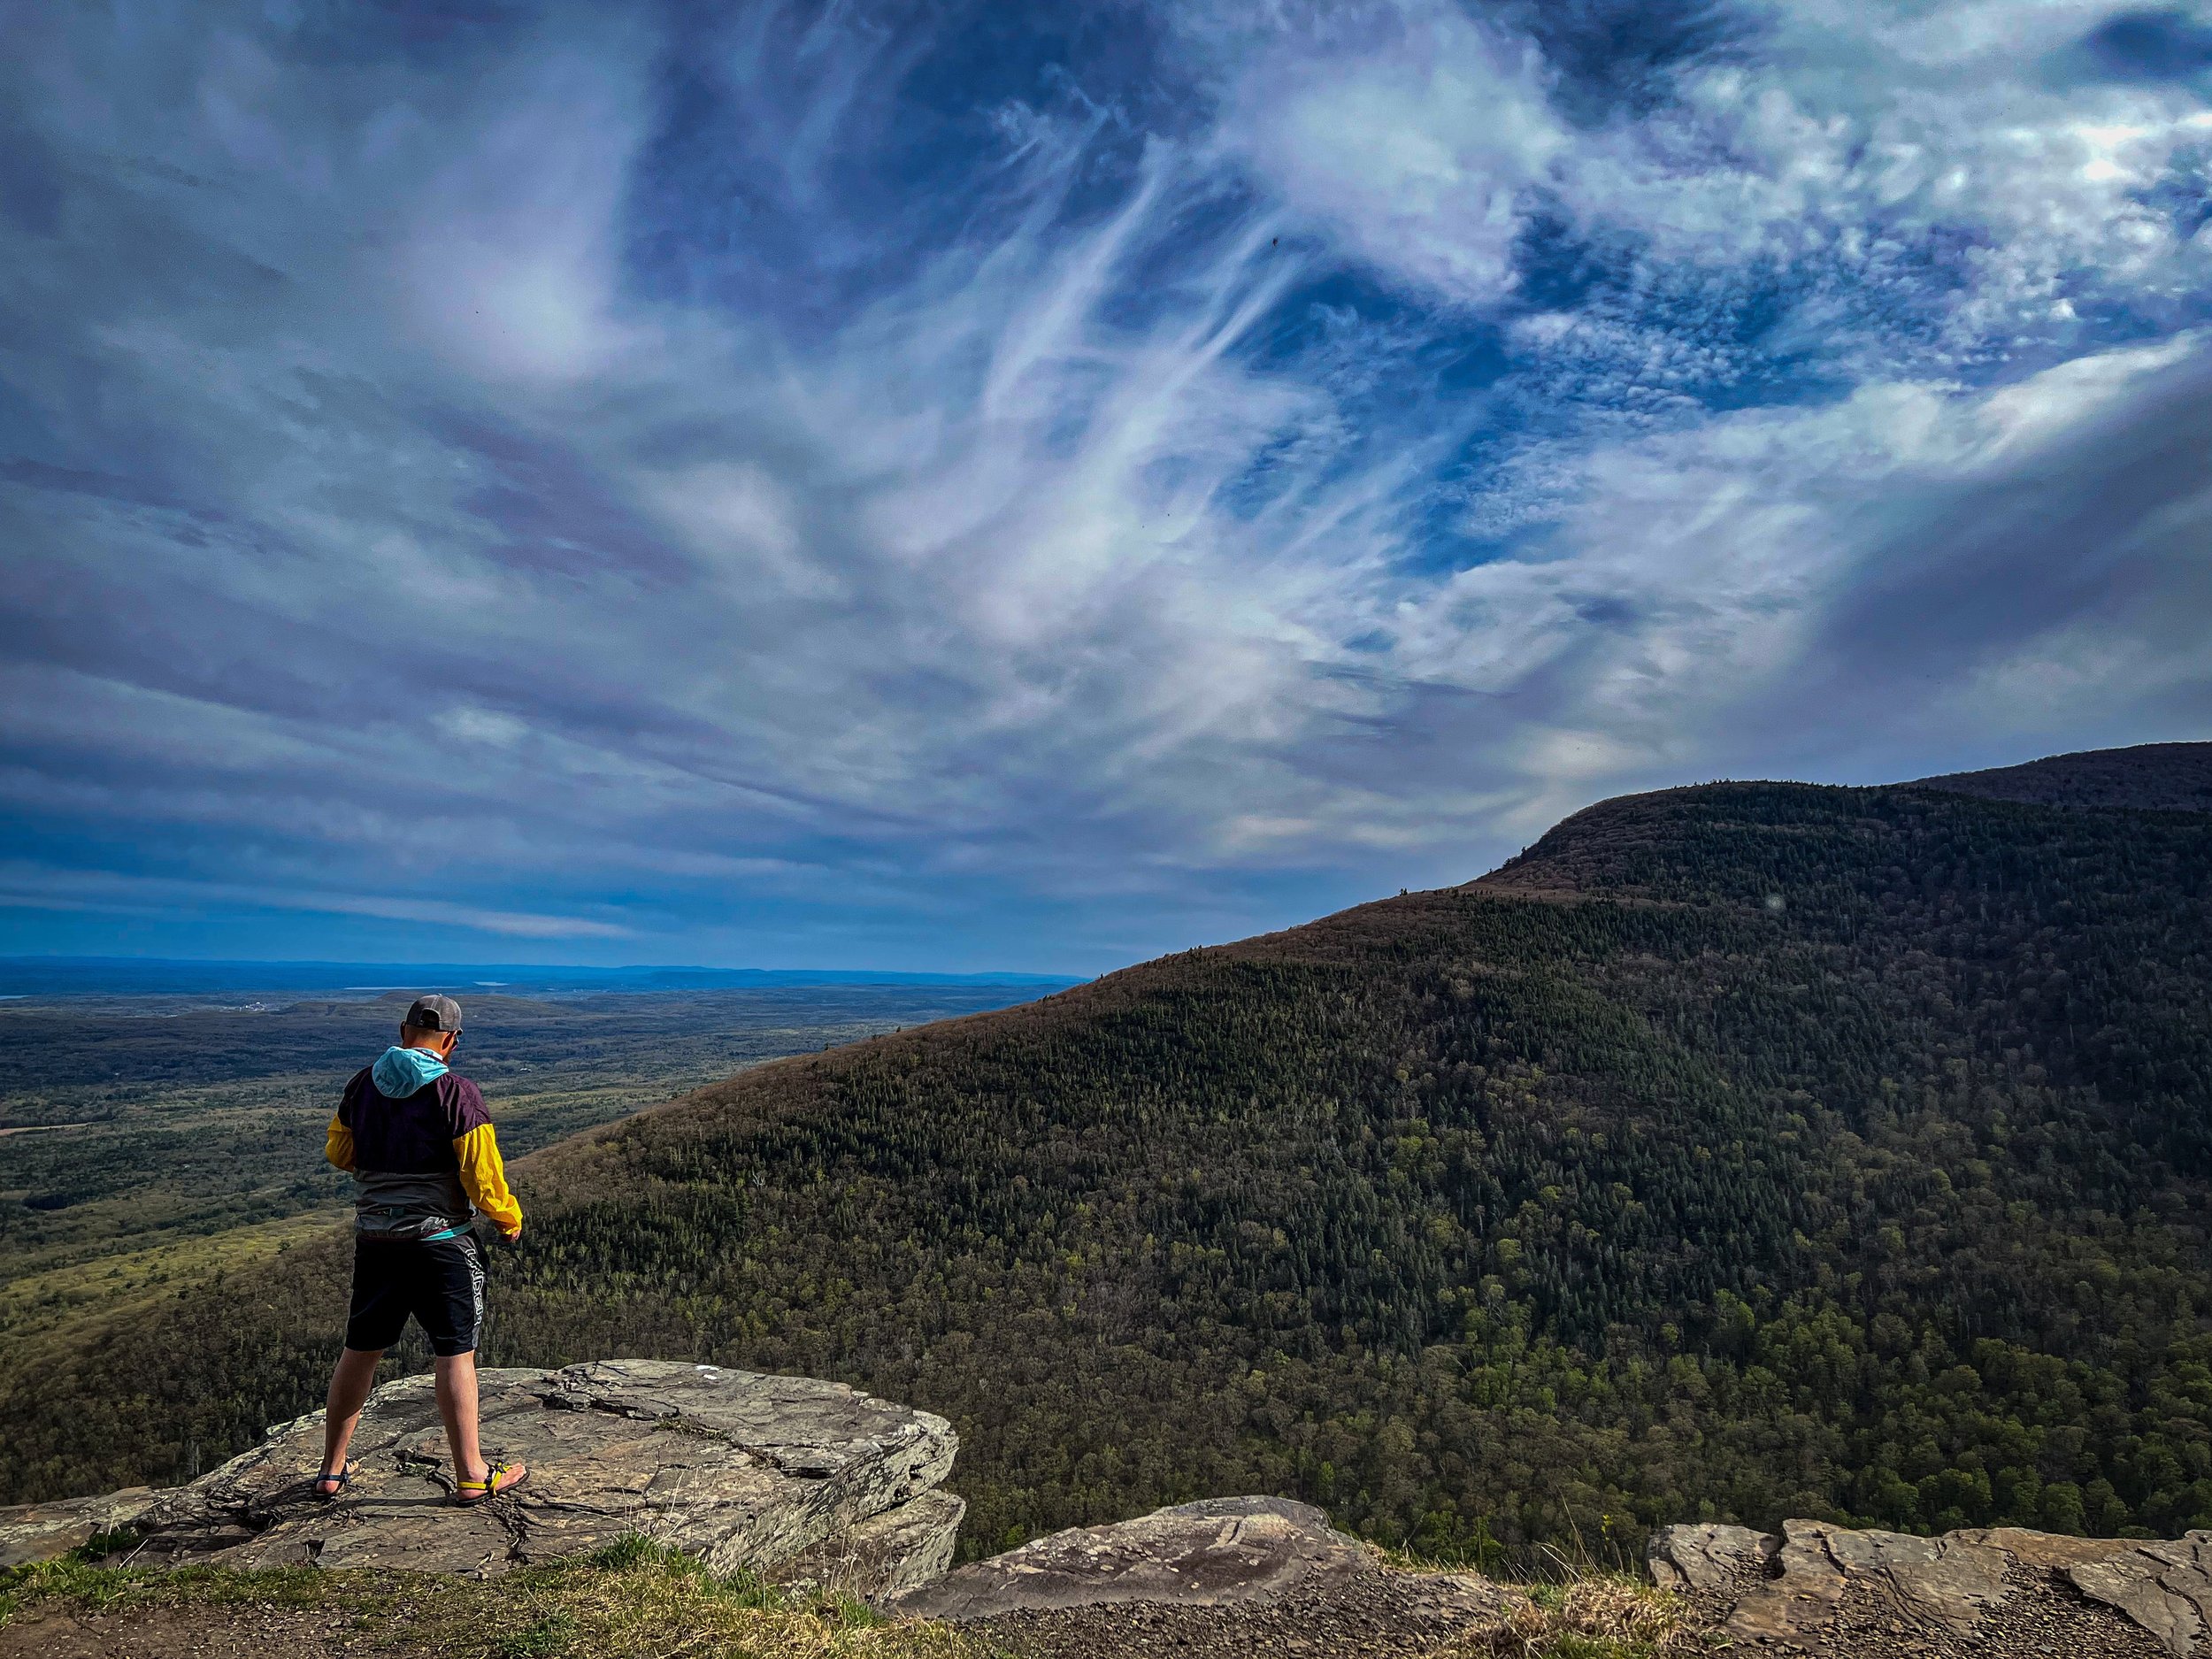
[897,1496,1509,1658]
[0,1360,961,1594]
[893,1496,1369,1620]
[1649,1517,2201,1655]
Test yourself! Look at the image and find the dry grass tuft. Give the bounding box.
[1450,1567,1705,1659]
[408,1537,987,1659]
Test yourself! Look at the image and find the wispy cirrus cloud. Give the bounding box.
[0,862,634,940]
[2,0,2210,971]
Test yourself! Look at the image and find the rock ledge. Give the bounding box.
[0,1360,962,1596]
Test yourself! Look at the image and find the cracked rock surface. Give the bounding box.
[1648,1517,2188,1655]
[2067,1533,2212,1657]
[1,1360,957,1587]
[772,1487,967,1600]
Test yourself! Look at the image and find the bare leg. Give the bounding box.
[320,1347,383,1479]
[434,1350,485,1482]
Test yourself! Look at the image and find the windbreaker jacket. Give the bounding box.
[325,1068,522,1239]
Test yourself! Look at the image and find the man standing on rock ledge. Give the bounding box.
[314,994,528,1504]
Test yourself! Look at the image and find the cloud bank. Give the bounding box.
[3,0,2210,970]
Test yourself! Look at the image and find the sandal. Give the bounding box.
[311,1462,358,1501]
[453,1461,528,1505]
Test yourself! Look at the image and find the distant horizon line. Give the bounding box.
[0,953,1087,986]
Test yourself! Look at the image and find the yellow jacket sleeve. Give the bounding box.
[325,1112,356,1171]
[454,1123,523,1234]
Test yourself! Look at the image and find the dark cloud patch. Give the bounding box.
[437,417,695,588]
[272,0,539,68]
[0,557,406,729]
[1572,593,1639,628]
[2138,144,2212,245]
[2066,10,2212,83]
[1291,672,1502,784]
[1768,349,2212,748]
[1502,0,1750,124]
[0,459,193,511]
[0,119,63,235]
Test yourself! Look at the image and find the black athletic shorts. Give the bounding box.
[344,1233,485,1356]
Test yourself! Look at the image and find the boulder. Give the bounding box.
[1644,1521,1774,1594]
[0,1490,154,1569]
[892,1495,1371,1621]
[4,1361,957,1585]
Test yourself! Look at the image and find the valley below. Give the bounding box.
[0,979,1064,1376]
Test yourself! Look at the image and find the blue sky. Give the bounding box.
[4,0,2212,973]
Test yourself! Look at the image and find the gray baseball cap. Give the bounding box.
[403,994,463,1033]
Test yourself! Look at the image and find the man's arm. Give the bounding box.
[454,1124,522,1238]
[326,1073,361,1171]
[445,1079,521,1238]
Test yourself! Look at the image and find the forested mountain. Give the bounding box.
[1909,740,2212,812]
[8,745,2212,1571]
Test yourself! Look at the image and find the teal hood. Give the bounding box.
[372,1045,449,1098]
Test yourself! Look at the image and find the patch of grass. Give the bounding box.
[0,1537,987,1659]
[406,1538,975,1659]
[1365,1543,1708,1658]
[0,1555,126,1624]
[0,1554,380,1629]
[1471,1569,1708,1659]
[489,1610,579,1658]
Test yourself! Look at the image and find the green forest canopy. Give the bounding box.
[8,747,2212,1571]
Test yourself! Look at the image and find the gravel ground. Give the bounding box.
[1668,1558,2170,1659]
[975,1563,2179,1659]
[968,1566,1509,1658]
[0,1562,2176,1659]
[1792,1567,2170,1659]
